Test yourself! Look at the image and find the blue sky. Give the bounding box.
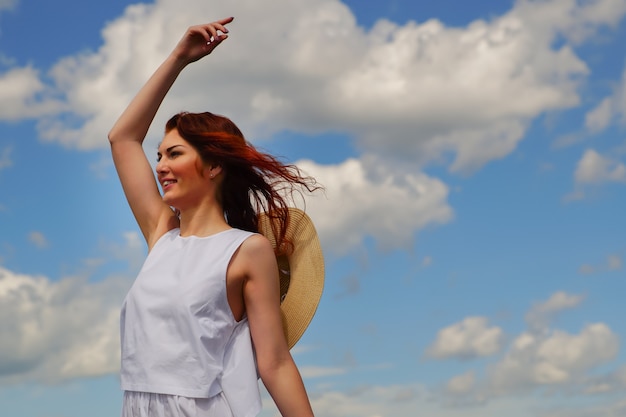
[1,0,626,416]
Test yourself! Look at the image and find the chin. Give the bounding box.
[162,194,177,207]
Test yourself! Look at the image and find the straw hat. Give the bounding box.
[258,207,324,349]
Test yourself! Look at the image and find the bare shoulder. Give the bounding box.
[229,233,276,280]
[238,233,275,263]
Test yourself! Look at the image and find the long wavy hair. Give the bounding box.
[165,111,320,252]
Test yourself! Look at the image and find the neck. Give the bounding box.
[177,200,230,237]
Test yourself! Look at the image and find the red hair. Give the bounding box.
[165,111,320,252]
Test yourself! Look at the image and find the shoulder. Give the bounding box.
[229,233,276,276]
[239,233,275,261]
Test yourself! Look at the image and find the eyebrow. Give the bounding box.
[157,144,184,155]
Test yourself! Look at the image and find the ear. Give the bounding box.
[208,164,222,179]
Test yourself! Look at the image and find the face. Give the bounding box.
[156,129,218,209]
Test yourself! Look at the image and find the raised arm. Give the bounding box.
[107,18,233,248]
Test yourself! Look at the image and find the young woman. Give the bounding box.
[108,17,318,417]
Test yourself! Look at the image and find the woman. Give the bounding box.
[108,17,318,417]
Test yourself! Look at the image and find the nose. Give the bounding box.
[156,158,169,175]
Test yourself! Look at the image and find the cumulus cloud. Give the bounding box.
[426,316,504,360]
[539,399,626,417]
[2,0,623,253]
[584,364,626,394]
[7,0,620,171]
[297,158,453,253]
[0,266,128,384]
[0,67,63,120]
[446,371,477,395]
[525,291,585,332]
[296,383,431,417]
[299,366,347,379]
[585,66,626,133]
[488,323,619,394]
[574,149,626,184]
[427,292,620,407]
[0,230,144,385]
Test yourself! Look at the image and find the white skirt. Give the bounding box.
[121,391,234,417]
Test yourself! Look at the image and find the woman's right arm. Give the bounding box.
[107,18,233,248]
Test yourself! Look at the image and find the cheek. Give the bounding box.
[194,158,209,178]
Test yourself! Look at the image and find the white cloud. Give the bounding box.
[525,291,585,332]
[540,399,626,417]
[299,366,347,378]
[297,158,453,253]
[488,323,619,394]
[2,0,623,253]
[574,149,626,184]
[0,67,62,120]
[0,266,128,384]
[260,382,569,417]
[6,0,619,171]
[446,370,477,395]
[0,231,143,385]
[584,364,626,395]
[585,97,613,133]
[261,383,434,417]
[584,66,626,133]
[426,316,504,360]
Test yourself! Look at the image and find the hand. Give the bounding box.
[172,17,234,64]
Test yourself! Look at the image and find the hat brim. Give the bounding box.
[258,208,324,349]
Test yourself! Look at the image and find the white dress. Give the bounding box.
[119,228,262,417]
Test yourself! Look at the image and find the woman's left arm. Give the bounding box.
[241,234,315,417]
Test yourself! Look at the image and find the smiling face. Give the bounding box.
[156,129,218,210]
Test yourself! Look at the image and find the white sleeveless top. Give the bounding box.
[120,228,262,417]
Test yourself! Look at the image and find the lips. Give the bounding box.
[160,179,177,190]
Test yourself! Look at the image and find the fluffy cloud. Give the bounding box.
[426,316,504,360]
[525,291,585,332]
[0,266,127,384]
[266,383,435,417]
[488,323,619,393]
[6,0,620,172]
[574,149,626,184]
[585,66,626,133]
[584,365,626,394]
[446,371,478,395]
[0,67,62,120]
[2,0,623,253]
[0,231,143,385]
[427,291,621,406]
[297,158,453,253]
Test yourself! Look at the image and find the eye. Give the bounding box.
[156,154,162,162]
[170,151,181,158]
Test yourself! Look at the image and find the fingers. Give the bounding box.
[175,18,233,62]
[191,17,233,44]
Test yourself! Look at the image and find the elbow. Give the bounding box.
[107,128,119,145]
[256,353,292,382]
[257,359,278,381]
